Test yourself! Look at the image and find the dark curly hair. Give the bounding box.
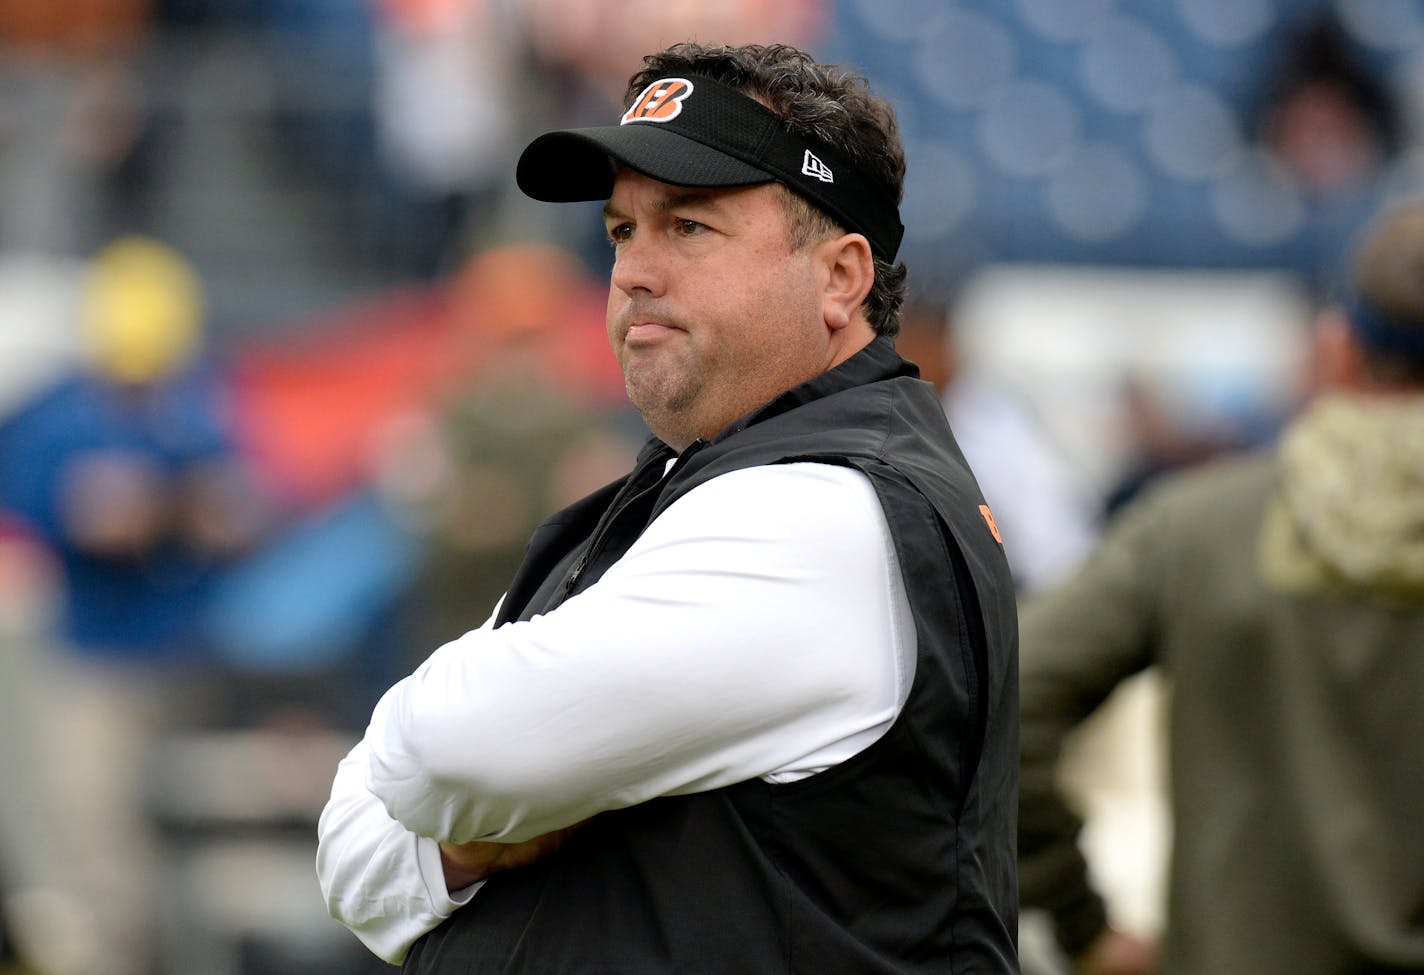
[626,42,908,337]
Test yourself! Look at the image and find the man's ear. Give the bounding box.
[818,233,875,332]
[1313,306,1369,391]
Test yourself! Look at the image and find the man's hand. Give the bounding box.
[439,827,579,892]
[1074,926,1160,975]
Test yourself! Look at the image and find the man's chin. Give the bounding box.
[626,387,699,448]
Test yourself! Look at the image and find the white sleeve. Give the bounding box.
[316,608,502,964]
[367,462,913,845]
[315,739,479,963]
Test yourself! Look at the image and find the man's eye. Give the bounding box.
[674,219,704,236]
[607,223,633,245]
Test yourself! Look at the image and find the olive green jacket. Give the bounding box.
[1019,395,1424,974]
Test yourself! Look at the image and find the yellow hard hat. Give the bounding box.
[82,237,203,384]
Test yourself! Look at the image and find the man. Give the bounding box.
[1018,201,1424,975]
[318,42,1020,973]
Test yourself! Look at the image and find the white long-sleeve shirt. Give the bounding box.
[317,462,915,963]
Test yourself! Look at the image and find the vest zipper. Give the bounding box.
[562,439,707,598]
[563,551,591,597]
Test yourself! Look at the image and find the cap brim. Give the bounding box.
[516,125,774,203]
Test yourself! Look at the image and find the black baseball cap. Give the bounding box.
[516,74,905,262]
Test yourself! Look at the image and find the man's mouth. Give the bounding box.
[625,321,679,344]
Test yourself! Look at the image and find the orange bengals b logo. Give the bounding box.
[621,78,694,125]
[978,504,1004,545]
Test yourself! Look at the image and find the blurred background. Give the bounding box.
[0,1,1418,973]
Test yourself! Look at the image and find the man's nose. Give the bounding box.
[609,230,665,298]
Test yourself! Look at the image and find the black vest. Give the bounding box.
[404,337,1020,974]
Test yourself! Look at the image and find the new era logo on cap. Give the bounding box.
[621,78,694,124]
[801,149,834,183]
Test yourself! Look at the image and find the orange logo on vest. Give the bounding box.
[621,78,694,124]
[978,504,1003,544]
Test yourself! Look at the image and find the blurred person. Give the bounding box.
[373,242,638,656]
[319,41,1021,972]
[897,302,1098,593]
[1254,12,1402,201]
[1018,200,1424,975]
[0,0,153,254]
[370,0,521,273]
[0,238,268,975]
[899,302,1111,975]
[0,519,80,975]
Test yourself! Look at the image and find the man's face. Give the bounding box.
[603,169,834,450]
